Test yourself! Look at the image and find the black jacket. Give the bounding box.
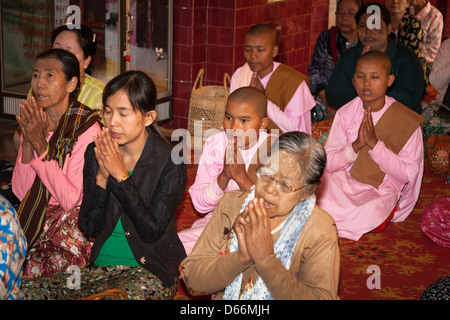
[78,128,187,287]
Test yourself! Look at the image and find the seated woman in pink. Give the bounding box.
[317,51,425,241]
[12,49,101,278]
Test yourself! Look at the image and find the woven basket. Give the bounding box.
[188,69,230,149]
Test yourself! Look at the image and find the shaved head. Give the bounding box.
[357,50,392,75]
[228,86,267,118]
[246,24,277,46]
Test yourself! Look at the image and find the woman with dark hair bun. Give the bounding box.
[22,71,187,300]
[50,24,105,116]
[12,48,101,279]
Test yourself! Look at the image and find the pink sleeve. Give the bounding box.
[188,134,227,214]
[267,81,315,134]
[12,123,100,211]
[324,112,357,173]
[11,143,37,201]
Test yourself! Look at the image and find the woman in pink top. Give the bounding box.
[12,49,101,278]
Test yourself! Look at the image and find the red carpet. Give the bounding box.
[175,159,449,300]
[174,91,450,300]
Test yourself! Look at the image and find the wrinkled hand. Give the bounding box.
[234,198,274,265]
[93,127,128,183]
[16,97,48,156]
[234,206,251,265]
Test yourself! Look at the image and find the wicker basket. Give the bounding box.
[188,69,230,149]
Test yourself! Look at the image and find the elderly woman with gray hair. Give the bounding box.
[180,131,340,300]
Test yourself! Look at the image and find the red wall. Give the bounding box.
[169,0,329,130]
[169,0,448,130]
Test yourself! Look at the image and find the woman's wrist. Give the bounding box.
[96,174,108,189]
[121,171,131,182]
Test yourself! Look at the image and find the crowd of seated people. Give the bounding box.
[2,0,449,301]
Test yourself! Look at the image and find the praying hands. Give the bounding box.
[16,97,48,162]
[234,198,274,265]
[249,72,265,92]
[93,127,129,187]
[352,106,379,153]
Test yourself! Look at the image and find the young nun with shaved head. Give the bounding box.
[230,24,315,134]
[178,87,275,255]
[318,51,425,241]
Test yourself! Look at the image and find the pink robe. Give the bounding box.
[178,130,273,255]
[317,96,424,241]
[230,62,315,134]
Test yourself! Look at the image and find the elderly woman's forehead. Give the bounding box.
[264,150,301,173]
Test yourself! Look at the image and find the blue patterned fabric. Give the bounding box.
[0,195,27,300]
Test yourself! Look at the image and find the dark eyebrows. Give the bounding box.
[225,111,252,119]
[32,68,56,73]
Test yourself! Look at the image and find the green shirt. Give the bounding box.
[94,171,139,267]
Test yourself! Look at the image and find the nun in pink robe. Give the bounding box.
[230,62,315,134]
[317,96,424,241]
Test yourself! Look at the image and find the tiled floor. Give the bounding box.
[0,116,18,163]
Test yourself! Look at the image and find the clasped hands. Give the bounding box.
[352,107,378,152]
[16,97,48,160]
[217,139,252,191]
[233,198,274,266]
[249,72,265,92]
[93,127,129,187]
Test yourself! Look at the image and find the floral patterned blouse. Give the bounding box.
[393,10,424,60]
[415,1,444,63]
